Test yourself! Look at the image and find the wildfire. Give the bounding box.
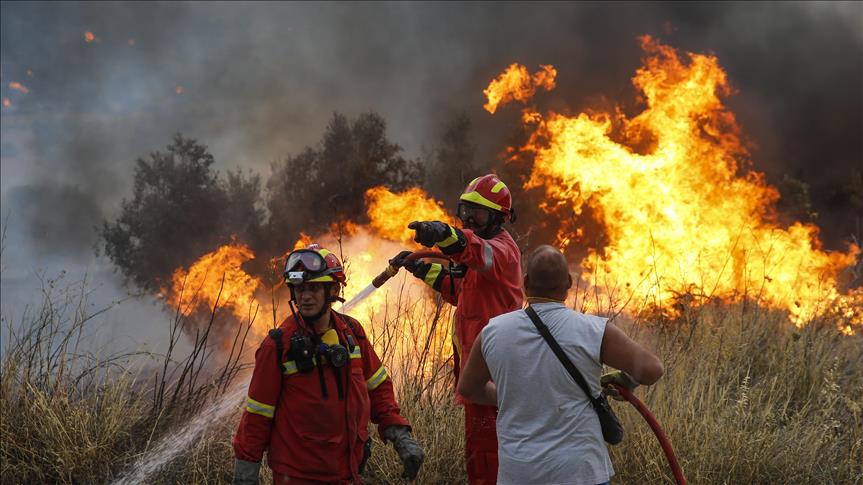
[8,82,29,94]
[365,186,456,245]
[84,31,96,43]
[164,187,455,351]
[167,243,261,324]
[491,36,861,331]
[483,63,557,114]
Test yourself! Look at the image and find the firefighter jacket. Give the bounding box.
[415,226,524,381]
[232,311,410,483]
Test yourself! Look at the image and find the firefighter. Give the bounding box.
[233,244,424,484]
[390,174,523,485]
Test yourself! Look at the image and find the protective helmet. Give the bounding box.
[459,174,514,218]
[284,244,347,287]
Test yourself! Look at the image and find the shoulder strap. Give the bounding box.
[268,328,284,374]
[524,305,597,402]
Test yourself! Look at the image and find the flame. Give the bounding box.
[164,187,455,353]
[365,186,456,245]
[293,232,313,250]
[483,63,557,114]
[84,31,96,43]
[175,85,185,95]
[167,243,261,324]
[495,36,860,331]
[8,82,29,94]
[2,98,10,108]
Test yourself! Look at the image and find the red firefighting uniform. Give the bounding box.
[233,311,409,484]
[418,226,523,485]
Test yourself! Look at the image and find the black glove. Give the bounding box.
[408,221,452,248]
[232,459,260,485]
[389,250,423,275]
[382,425,425,481]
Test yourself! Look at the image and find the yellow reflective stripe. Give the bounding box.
[460,191,503,211]
[437,225,459,248]
[306,275,336,283]
[480,240,494,272]
[246,396,275,418]
[318,248,331,258]
[367,366,388,390]
[491,181,506,193]
[424,263,442,287]
[282,360,315,375]
[350,347,362,360]
[451,318,461,361]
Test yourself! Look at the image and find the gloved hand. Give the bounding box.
[601,370,639,402]
[232,458,261,485]
[408,221,452,248]
[389,250,422,275]
[382,425,425,481]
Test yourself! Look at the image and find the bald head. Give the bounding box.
[524,245,572,300]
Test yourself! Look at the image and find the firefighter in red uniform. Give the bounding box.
[390,174,523,485]
[233,244,424,484]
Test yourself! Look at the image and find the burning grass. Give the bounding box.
[1,271,861,484]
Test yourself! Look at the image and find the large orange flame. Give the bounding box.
[492,36,860,332]
[167,243,261,323]
[483,63,557,114]
[365,186,456,245]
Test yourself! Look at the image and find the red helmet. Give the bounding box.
[284,244,347,287]
[459,174,513,216]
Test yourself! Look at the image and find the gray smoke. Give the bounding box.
[1,2,861,341]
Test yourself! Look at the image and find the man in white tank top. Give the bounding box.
[458,245,664,485]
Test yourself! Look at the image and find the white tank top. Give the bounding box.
[481,302,614,485]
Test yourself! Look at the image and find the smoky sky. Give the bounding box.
[1,2,861,299]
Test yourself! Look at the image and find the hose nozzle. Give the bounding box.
[372,265,399,288]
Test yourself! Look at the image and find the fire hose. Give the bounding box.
[372,250,686,484]
[611,384,687,485]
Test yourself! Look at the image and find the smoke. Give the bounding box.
[1,3,860,335]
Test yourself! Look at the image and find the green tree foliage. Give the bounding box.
[265,112,423,254]
[101,134,264,292]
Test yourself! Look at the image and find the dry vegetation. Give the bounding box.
[1,274,861,484]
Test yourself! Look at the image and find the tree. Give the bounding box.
[101,134,264,291]
[265,111,423,253]
[426,112,476,206]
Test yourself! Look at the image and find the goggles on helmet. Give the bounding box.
[285,249,331,285]
[457,202,493,225]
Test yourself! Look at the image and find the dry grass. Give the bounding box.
[1,274,861,484]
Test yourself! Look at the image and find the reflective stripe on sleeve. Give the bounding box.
[350,347,362,360]
[246,396,275,418]
[480,240,494,272]
[423,263,442,287]
[437,225,459,248]
[367,366,388,390]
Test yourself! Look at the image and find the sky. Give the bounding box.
[1,2,861,350]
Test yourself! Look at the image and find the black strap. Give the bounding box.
[524,305,598,403]
[268,328,284,374]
